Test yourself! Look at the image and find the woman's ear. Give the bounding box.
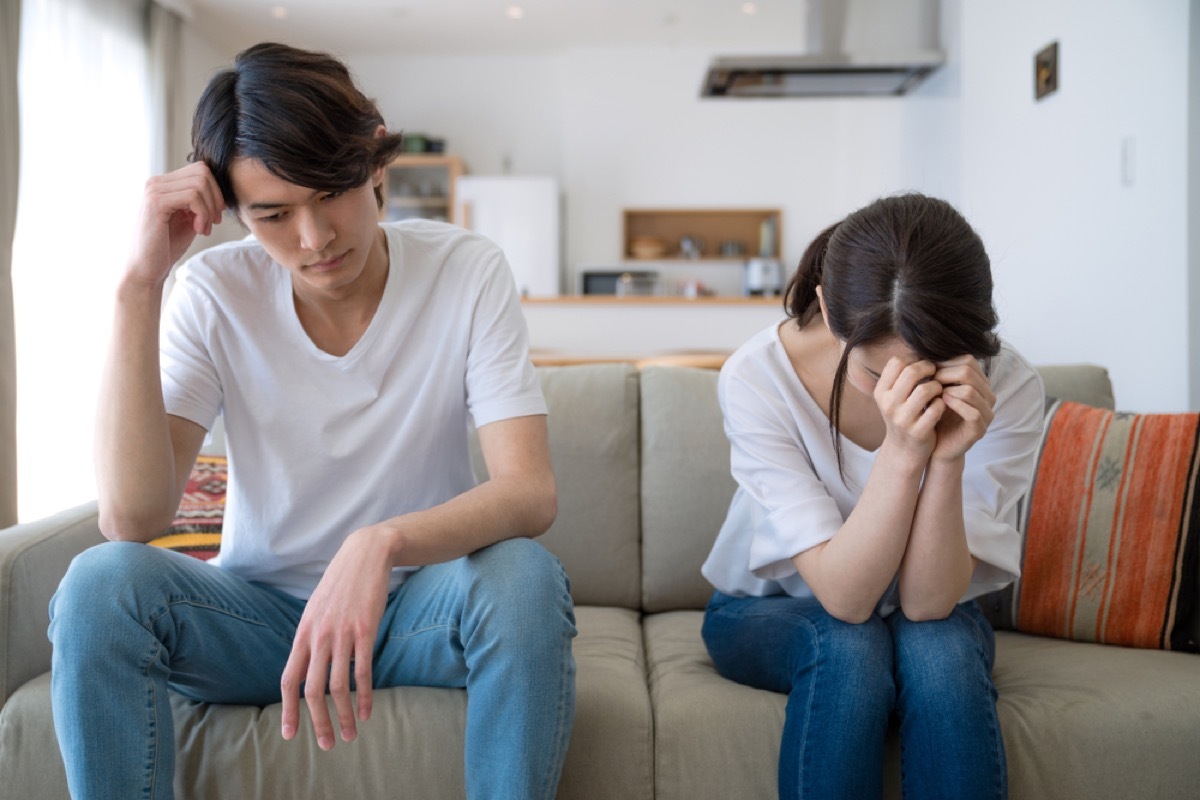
[815,285,833,334]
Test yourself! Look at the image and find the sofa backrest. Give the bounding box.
[636,362,1118,613]
[471,363,643,609]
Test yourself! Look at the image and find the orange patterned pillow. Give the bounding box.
[990,401,1199,651]
[148,455,226,561]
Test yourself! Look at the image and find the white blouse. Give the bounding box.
[701,322,1045,615]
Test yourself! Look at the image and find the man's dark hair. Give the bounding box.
[189,42,405,209]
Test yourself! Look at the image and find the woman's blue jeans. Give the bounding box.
[48,537,577,800]
[702,591,1006,800]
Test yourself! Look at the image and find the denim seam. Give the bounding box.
[140,639,162,800]
[794,614,820,799]
[538,577,574,800]
[145,597,276,632]
[384,621,458,642]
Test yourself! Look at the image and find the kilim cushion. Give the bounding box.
[983,400,1199,651]
[148,455,227,561]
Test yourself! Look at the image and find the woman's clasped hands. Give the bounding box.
[874,354,996,465]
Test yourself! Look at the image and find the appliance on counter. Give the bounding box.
[455,175,561,297]
[743,258,784,297]
[580,270,659,296]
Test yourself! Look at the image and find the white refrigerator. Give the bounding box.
[455,175,561,297]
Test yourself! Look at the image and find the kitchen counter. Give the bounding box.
[520,295,786,359]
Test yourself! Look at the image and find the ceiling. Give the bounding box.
[187,0,812,58]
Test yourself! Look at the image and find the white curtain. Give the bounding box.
[0,0,20,527]
[13,0,153,521]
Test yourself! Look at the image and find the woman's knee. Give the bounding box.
[890,605,995,701]
[810,613,894,694]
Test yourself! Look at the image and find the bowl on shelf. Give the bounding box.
[629,235,667,260]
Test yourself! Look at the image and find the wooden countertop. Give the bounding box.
[521,295,782,306]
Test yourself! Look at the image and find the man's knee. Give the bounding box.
[461,538,575,641]
[50,541,175,631]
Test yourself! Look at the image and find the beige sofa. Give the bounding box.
[1,363,1198,799]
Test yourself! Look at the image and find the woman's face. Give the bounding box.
[842,337,921,397]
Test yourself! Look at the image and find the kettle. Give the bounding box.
[743,258,783,297]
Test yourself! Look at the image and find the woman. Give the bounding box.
[701,193,1043,800]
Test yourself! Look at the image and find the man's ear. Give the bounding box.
[372,125,389,187]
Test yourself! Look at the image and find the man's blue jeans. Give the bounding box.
[702,591,1006,800]
[48,537,577,800]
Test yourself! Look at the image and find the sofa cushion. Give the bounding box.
[989,401,1199,651]
[639,367,736,612]
[1,607,653,800]
[1036,364,1115,410]
[148,455,227,560]
[642,611,1200,800]
[471,363,643,609]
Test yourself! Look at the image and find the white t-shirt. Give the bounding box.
[160,220,547,599]
[701,322,1045,615]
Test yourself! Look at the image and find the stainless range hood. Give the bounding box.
[701,0,944,99]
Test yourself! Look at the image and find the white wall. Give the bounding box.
[1189,1,1200,410]
[348,45,923,277]
[952,0,1191,412]
[181,1,1195,410]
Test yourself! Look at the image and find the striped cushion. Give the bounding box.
[148,455,226,561]
[989,401,1199,651]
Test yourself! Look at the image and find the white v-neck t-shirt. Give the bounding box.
[160,220,546,599]
[701,322,1045,615]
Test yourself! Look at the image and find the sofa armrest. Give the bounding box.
[0,501,103,704]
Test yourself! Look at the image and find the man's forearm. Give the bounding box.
[95,278,183,540]
[373,469,557,569]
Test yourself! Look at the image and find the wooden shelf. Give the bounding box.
[382,155,464,224]
[623,208,782,261]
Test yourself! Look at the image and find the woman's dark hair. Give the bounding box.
[189,42,405,209]
[782,193,1001,474]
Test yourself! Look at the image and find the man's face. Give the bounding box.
[229,157,386,299]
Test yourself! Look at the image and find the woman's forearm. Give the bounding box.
[792,441,927,623]
[897,456,975,620]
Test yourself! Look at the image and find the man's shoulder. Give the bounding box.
[175,237,275,295]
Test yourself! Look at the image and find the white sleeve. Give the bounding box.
[463,247,547,428]
[159,267,223,432]
[720,367,845,581]
[961,348,1046,598]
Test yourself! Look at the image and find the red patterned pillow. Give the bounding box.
[148,455,226,561]
[992,401,1200,651]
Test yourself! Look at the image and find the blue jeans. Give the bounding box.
[48,537,577,800]
[702,592,1006,800]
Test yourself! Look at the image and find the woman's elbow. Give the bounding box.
[818,594,877,626]
[898,598,957,623]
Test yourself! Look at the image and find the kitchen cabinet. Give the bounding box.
[622,208,782,261]
[381,155,464,224]
[521,296,784,359]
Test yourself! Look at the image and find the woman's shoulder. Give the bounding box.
[990,340,1044,396]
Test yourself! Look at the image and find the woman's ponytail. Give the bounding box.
[784,221,840,324]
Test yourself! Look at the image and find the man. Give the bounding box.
[49,42,576,800]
